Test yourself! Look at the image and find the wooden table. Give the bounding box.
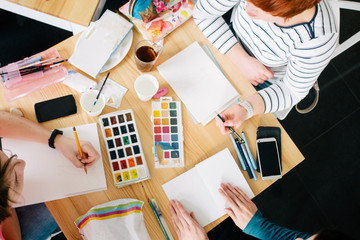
[0,0,104,33]
[0,19,304,239]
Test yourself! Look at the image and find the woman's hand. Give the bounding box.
[215,104,248,134]
[238,55,274,86]
[225,44,274,85]
[219,183,258,230]
[169,200,209,240]
[55,135,100,168]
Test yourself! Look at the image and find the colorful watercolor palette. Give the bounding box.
[99,110,150,187]
[152,97,184,168]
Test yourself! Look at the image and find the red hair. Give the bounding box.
[249,0,321,18]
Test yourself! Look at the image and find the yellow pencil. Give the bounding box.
[73,126,87,174]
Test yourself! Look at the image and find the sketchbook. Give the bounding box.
[69,10,133,78]
[2,123,107,207]
[162,148,254,227]
[157,42,240,125]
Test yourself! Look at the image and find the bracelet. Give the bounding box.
[48,129,63,149]
[239,100,254,120]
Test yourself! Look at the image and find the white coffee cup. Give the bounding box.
[134,74,159,101]
[80,90,106,117]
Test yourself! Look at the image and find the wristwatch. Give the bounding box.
[239,100,254,120]
[48,129,63,149]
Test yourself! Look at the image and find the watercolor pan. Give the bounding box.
[152,97,184,168]
[99,110,150,187]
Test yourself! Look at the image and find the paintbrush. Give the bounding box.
[73,126,87,174]
[89,72,110,112]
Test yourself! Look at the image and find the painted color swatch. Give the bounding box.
[99,110,150,187]
[152,97,184,168]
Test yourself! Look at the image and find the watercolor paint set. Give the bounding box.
[151,97,184,168]
[99,110,150,187]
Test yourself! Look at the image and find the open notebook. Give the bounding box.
[162,148,254,227]
[157,42,240,125]
[2,123,107,207]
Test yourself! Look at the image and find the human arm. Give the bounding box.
[1,208,21,240]
[219,183,312,240]
[0,111,99,167]
[194,0,274,83]
[169,200,209,240]
[193,0,239,54]
[215,93,264,134]
[225,44,274,85]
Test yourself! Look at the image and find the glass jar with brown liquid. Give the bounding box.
[134,40,163,72]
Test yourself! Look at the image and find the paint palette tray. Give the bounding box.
[99,110,150,187]
[152,97,184,168]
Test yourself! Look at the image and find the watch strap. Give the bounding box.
[239,100,254,120]
[48,129,63,149]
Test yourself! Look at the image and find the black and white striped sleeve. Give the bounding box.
[193,0,240,54]
[258,33,338,113]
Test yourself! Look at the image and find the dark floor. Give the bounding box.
[1,1,359,240]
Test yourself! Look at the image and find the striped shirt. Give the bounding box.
[193,0,338,113]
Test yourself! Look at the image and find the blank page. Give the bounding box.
[69,10,133,78]
[162,148,254,227]
[162,168,223,227]
[3,123,107,207]
[196,148,254,210]
[157,42,240,125]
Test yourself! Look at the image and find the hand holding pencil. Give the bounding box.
[54,130,100,169]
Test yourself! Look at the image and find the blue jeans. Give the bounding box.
[15,203,59,240]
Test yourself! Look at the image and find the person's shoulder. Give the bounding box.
[316,0,338,33]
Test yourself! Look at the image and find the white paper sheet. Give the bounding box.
[2,123,107,207]
[157,42,240,125]
[162,168,222,227]
[69,10,133,78]
[162,148,254,227]
[196,149,254,210]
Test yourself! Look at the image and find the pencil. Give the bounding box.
[216,114,245,143]
[73,126,87,174]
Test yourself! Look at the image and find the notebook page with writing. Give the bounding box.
[3,123,107,207]
[157,42,240,125]
[162,168,223,227]
[195,148,254,210]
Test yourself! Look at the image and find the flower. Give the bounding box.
[153,0,169,14]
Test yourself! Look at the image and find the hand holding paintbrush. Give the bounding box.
[216,113,245,143]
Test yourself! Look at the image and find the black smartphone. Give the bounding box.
[256,137,282,180]
[34,94,77,123]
